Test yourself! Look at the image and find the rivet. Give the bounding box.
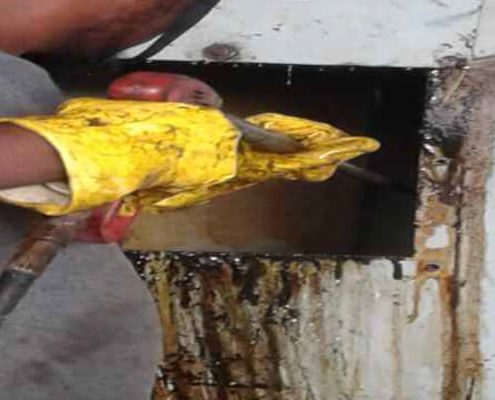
[203,43,239,62]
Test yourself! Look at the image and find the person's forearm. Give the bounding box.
[0,123,66,189]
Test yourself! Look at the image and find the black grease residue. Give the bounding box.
[126,250,410,398]
[392,260,404,280]
[238,259,263,306]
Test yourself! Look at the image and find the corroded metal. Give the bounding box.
[128,252,436,400]
[412,63,495,399]
[126,63,495,400]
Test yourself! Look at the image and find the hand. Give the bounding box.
[77,73,223,243]
[0,98,379,217]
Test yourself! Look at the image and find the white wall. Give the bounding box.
[120,0,483,67]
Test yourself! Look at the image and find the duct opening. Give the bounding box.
[43,60,426,256]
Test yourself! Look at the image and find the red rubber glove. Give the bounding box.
[76,200,138,243]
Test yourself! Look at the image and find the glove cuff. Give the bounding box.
[0,98,240,215]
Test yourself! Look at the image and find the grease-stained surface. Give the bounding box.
[128,252,445,400]
[120,0,483,67]
[124,63,495,399]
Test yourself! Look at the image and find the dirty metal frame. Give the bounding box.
[129,62,495,399]
[412,61,492,399]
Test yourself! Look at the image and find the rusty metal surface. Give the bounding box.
[411,62,495,399]
[125,62,495,400]
[474,59,495,397]
[127,252,450,400]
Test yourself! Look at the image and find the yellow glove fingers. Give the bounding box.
[247,113,345,143]
[238,131,380,182]
[150,117,380,210]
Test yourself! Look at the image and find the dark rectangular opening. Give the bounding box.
[41,59,427,256]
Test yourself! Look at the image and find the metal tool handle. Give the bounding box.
[226,113,305,154]
[228,114,414,195]
[0,213,87,326]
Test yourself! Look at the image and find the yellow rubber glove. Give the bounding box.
[0,98,379,216]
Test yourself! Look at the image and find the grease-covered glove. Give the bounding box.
[0,98,379,216]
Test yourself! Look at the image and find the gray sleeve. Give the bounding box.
[0,52,162,400]
[0,205,162,400]
[0,52,63,117]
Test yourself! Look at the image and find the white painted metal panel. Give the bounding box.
[482,143,495,399]
[120,0,482,67]
[475,0,495,58]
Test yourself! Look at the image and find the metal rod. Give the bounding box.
[0,213,87,327]
[338,163,415,195]
[226,113,305,154]
[228,113,414,195]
